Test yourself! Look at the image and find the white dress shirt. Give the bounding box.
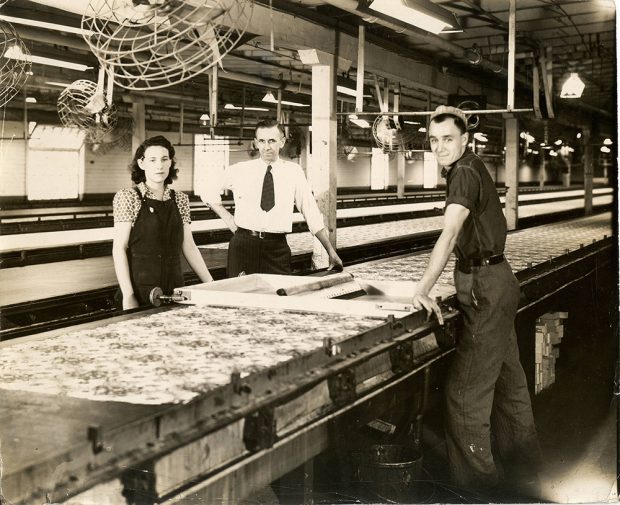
[204,158,325,234]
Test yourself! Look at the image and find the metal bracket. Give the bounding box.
[87,424,104,454]
[386,314,404,333]
[323,337,342,357]
[120,461,157,505]
[389,341,414,374]
[435,318,457,349]
[231,371,252,395]
[328,369,356,406]
[243,407,276,451]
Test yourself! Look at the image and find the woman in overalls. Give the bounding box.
[112,135,213,310]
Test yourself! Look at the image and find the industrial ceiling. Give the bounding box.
[1,0,616,148]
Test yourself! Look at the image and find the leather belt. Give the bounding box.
[457,253,505,274]
[236,227,286,240]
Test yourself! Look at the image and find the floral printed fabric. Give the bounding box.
[113,182,191,224]
[0,306,382,405]
[347,214,612,285]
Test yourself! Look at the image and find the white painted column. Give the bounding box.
[131,99,146,154]
[300,50,338,269]
[505,115,519,230]
[539,121,547,188]
[397,153,406,197]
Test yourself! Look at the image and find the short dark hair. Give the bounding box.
[129,135,178,185]
[430,113,468,135]
[254,119,285,139]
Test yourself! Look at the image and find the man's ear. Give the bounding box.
[461,132,469,147]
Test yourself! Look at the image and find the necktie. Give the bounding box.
[260,164,275,211]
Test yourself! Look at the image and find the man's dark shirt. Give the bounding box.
[444,149,507,261]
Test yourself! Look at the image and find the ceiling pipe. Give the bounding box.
[14,26,88,51]
[20,0,612,122]
[321,0,614,122]
[321,0,506,76]
[25,0,506,77]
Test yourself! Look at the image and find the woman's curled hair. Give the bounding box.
[129,135,178,185]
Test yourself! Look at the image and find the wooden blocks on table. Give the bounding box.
[535,311,568,394]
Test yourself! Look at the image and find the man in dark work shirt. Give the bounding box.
[412,106,542,501]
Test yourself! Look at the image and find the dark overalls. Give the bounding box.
[443,151,542,498]
[127,187,185,305]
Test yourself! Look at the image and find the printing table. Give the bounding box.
[1,213,613,504]
[1,274,455,504]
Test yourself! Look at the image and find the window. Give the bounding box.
[193,134,230,198]
[27,125,84,200]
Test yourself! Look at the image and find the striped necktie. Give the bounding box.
[260,164,275,211]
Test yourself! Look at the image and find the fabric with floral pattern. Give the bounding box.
[113,182,191,224]
[0,306,382,405]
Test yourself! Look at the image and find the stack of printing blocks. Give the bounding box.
[535,312,568,394]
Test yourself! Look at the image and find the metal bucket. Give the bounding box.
[357,444,423,503]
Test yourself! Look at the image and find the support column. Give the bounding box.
[582,128,593,215]
[507,0,516,110]
[299,49,339,269]
[131,99,146,154]
[22,88,29,198]
[505,115,519,230]
[539,121,547,188]
[397,154,405,197]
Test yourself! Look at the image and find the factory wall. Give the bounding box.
[0,120,603,200]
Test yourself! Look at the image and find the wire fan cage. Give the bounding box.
[82,0,254,90]
[88,117,133,154]
[57,79,118,142]
[0,20,31,108]
[372,115,427,152]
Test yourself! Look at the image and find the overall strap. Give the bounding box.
[134,185,146,202]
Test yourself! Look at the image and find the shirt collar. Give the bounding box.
[260,157,282,170]
[441,148,473,179]
[137,181,171,200]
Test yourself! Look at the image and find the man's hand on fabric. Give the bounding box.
[327,251,344,271]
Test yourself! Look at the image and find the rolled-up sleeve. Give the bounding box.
[202,166,231,207]
[446,165,481,212]
[293,169,325,235]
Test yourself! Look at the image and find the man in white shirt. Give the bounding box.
[203,119,343,277]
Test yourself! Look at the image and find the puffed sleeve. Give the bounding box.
[113,188,140,223]
[175,191,192,224]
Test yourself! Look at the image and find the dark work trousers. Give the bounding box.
[445,259,542,498]
[127,190,185,306]
[227,231,292,277]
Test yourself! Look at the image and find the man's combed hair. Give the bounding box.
[129,135,178,185]
[254,119,285,138]
[430,113,468,134]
